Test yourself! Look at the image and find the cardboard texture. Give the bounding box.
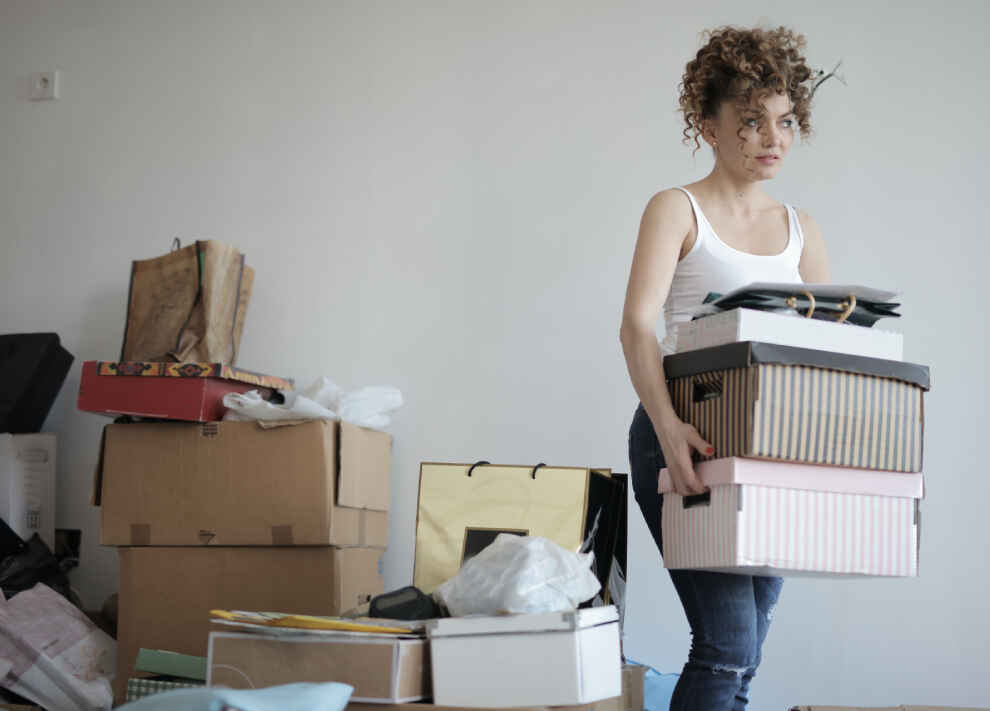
[77,360,292,422]
[414,462,621,593]
[115,546,384,704]
[592,664,647,711]
[675,308,904,360]
[208,632,429,702]
[94,419,390,546]
[0,434,55,551]
[660,459,922,577]
[663,342,929,472]
[426,607,621,708]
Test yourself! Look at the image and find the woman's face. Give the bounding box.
[706,92,796,180]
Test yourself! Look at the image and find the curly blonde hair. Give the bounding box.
[679,26,816,154]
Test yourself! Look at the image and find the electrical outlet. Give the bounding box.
[30,71,59,101]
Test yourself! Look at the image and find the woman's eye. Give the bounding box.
[743,118,759,128]
[781,119,794,128]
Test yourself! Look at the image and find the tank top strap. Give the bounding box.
[673,186,710,250]
[784,204,806,254]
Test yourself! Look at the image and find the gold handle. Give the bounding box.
[835,294,857,323]
[785,289,816,318]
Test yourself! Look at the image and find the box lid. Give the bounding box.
[426,606,618,638]
[662,341,930,390]
[92,360,293,390]
[659,457,924,499]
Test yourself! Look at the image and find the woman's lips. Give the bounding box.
[757,155,779,165]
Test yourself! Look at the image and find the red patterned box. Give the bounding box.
[77,361,293,422]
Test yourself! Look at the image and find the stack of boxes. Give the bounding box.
[658,305,930,577]
[79,363,392,704]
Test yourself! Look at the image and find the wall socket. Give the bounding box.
[30,71,59,101]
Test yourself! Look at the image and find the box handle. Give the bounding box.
[683,492,711,509]
[692,377,723,403]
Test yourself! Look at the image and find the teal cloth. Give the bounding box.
[116,682,353,711]
[626,659,680,711]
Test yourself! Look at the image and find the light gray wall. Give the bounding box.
[2,1,987,707]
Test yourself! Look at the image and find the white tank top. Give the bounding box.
[659,187,805,355]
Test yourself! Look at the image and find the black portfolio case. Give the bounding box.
[0,333,74,433]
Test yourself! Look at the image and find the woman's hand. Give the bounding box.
[657,418,713,496]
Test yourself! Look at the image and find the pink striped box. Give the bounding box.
[658,458,923,577]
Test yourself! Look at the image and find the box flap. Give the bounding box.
[90,426,108,507]
[663,341,930,390]
[338,422,392,511]
[426,606,618,638]
[659,457,924,498]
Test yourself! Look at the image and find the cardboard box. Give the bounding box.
[93,419,390,546]
[208,631,429,702]
[593,664,647,711]
[414,463,622,594]
[77,360,292,422]
[115,546,384,704]
[791,707,990,710]
[663,341,930,472]
[675,308,904,360]
[0,434,55,550]
[660,458,923,577]
[426,607,621,708]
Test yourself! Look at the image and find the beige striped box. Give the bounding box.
[659,458,922,577]
[663,342,930,472]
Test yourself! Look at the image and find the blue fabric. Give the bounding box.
[629,403,783,711]
[625,660,680,711]
[116,682,353,711]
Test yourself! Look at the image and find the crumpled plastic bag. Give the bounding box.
[222,377,403,431]
[433,534,601,616]
[0,583,115,711]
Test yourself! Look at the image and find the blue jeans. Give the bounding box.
[629,403,783,711]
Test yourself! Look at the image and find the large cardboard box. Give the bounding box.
[414,463,622,594]
[115,546,384,704]
[660,458,923,577]
[426,607,621,708]
[93,419,389,546]
[0,434,55,550]
[77,360,293,422]
[663,341,930,472]
[675,308,904,360]
[207,631,429,702]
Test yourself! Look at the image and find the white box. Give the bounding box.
[660,458,922,577]
[0,433,56,549]
[426,606,621,708]
[675,308,904,360]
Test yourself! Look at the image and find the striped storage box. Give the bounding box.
[663,341,931,472]
[659,458,923,577]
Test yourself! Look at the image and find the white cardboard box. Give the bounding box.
[675,308,904,360]
[0,433,55,550]
[659,458,922,577]
[207,630,428,702]
[426,606,621,708]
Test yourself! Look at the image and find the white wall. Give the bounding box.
[2,1,987,707]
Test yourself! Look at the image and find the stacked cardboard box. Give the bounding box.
[660,312,931,577]
[85,378,392,703]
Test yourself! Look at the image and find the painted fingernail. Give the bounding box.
[706,446,714,455]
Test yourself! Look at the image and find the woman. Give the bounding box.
[619,26,832,710]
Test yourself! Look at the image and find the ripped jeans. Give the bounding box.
[629,403,783,711]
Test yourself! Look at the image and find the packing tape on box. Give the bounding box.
[130,524,151,545]
[271,525,294,545]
